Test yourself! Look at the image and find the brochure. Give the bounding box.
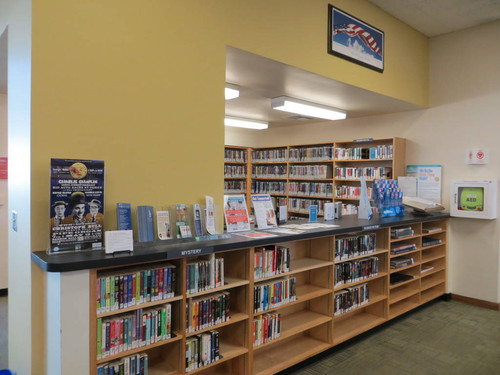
[223,194,251,232]
[251,194,277,230]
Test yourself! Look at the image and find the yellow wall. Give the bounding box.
[28,0,429,372]
[30,0,428,246]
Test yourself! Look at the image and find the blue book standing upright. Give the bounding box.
[137,205,155,242]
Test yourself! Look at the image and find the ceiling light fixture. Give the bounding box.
[271,96,346,120]
[225,83,240,100]
[224,116,268,130]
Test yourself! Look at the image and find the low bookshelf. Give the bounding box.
[32,213,447,375]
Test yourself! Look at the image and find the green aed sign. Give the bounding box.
[459,187,484,211]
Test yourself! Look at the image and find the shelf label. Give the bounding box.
[353,138,373,143]
[167,246,213,259]
[362,224,380,230]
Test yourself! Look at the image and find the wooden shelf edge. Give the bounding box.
[96,332,182,365]
[335,248,388,264]
[389,276,419,290]
[186,312,248,337]
[334,294,387,320]
[334,272,387,292]
[186,277,249,298]
[97,295,183,319]
[389,289,420,304]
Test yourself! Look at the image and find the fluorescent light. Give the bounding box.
[224,116,268,130]
[225,83,240,100]
[271,96,346,120]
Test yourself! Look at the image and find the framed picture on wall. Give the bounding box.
[327,5,384,73]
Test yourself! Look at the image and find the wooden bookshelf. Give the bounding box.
[89,218,447,375]
[224,146,252,210]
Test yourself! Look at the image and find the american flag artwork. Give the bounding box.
[328,5,384,72]
[334,23,381,56]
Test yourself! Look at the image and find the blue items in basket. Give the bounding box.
[372,179,405,217]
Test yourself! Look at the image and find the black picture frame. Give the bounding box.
[328,5,385,73]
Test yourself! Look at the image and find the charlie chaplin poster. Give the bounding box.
[49,158,105,253]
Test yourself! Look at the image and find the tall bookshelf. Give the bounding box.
[224,146,251,209]
[287,143,334,217]
[229,137,405,218]
[333,137,406,215]
[88,217,447,375]
[250,146,288,209]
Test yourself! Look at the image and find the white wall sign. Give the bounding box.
[466,149,489,164]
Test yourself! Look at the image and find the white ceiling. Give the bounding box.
[368,0,500,37]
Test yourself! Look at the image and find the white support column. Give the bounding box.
[46,270,90,375]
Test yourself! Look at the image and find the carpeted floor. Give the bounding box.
[284,299,500,375]
[0,298,498,373]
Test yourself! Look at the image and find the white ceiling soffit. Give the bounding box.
[367,0,500,37]
[225,46,422,128]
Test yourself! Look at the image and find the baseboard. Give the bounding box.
[451,293,500,311]
[0,288,7,297]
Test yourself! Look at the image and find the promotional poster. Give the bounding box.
[49,158,105,253]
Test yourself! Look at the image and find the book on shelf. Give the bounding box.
[421,265,435,273]
[391,226,414,239]
[403,196,445,212]
[423,226,442,233]
[97,353,148,375]
[136,205,154,242]
[422,237,442,247]
[390,273,414,285]
[390,257,414,269]
[391,243,417,255]
[253,312,281,346]
[185,330,220,372]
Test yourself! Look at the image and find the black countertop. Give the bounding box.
[32,211,449,272]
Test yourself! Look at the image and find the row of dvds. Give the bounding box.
[252,165,288,178]
[289,146,334,161]
[251,181,287,195]
[276,197,287,207]
[254,246,291,280]
[288,181,333,197]
[224,149,247,163]
[186,330,221,373]
[186,292,230,333]
[335,233,377,261]
[335,167,392,180]
[252,149,287,162]
[224,165,247,178]
[335,185,372,199]
[254,277,297,313]
[97,353,148,375]
[97,264,176,314]
[253,312,281,347]
[288,198,326,214]
[335,145,393,160]
[334,283,369,316]
[334,257,379,287]
[97,304,172,360]
[224,180,246,193]
[289,165,331,179]
[186,255,224,295]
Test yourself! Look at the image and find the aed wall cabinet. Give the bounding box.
[32,212,448,375]
[450,179,497,219]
